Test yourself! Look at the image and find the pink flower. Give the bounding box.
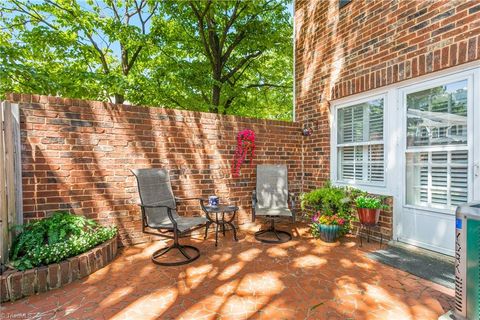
[232,129,256,177]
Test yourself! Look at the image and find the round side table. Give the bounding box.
[201,204,239,246]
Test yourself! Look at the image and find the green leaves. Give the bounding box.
[301,182,357,235]
[1,0,293,120]
[300,182,352,216]
[9,211,117,271]
[354,195,386,210]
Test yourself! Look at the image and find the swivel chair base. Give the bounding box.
[152,242,200,266]
[254,219,292,244]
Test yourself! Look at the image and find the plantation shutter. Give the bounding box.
[368,144,384,182]
[407,150,468,208]
[405,79,469,209]
[337,98,384,184]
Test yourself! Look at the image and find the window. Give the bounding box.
[336,97,385,184]
[405,79,469,209]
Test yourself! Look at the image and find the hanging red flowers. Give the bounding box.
[232,129,256,177]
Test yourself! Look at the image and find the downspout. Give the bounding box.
[292,0,296,123]
[293,0,304,196]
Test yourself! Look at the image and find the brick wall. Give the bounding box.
[1,237,117,302]
[6,93,302,246]
[295,0,480,239]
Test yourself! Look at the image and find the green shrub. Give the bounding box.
[300,181,364,234]
[355,195,388,210]
[300,181,350,215]
[10,211,117,271]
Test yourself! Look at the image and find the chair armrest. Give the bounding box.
[288,192,296,222]
[175,197,208,202]
[176,197,209,219]
[252,190,257,222]
[138,203,177,228]
[175,197,207,208]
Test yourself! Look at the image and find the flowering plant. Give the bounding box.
[232,129,256,177]
[311,212,346,226]
[311,212,348,239]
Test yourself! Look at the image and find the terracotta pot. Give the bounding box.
[357,208,380,225]
[318,224,340,243]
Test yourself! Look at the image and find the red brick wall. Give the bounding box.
[295,0,480,239]
[7,93,302,245]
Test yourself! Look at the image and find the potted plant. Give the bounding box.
[301,182,355,241]
[355,195,385,225]
[311,213,345,242]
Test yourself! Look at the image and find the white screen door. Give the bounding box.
[399,71,479,256]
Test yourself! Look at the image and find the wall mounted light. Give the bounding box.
[302,126,313,136]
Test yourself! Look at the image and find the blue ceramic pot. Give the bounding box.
[318,224,340,243]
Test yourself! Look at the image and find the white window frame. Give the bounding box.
[331,93,387,189]
[399,71,475,215]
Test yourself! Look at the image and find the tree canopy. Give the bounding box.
[0,0,293,120]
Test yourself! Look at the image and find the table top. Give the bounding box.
[202,204,238,213]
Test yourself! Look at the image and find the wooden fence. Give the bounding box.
[0,101,23,268]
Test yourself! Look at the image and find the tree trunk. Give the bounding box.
[114,93,125,104]
[211,62,222,113]
[211,84,221,113]
[223,96,235,114]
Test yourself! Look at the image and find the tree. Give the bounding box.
[149,0,293,117]
[0,0,293,120]
[1,0,159,103]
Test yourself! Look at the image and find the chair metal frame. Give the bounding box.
[252,190,296,244]
[133,169,207,266]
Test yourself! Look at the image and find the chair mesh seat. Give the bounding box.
[255,164,293,218]
[254,206,292,217]
[149,216,207,232]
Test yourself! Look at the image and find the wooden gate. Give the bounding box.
[0,101,23,268]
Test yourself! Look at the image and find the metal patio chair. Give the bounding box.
[252,164,295,243]
[131,168,207,266]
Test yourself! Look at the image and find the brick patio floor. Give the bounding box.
[1,224,453,320]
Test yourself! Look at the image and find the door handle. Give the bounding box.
[475,162,480,177]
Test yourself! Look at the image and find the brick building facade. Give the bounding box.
[295,0,480,255]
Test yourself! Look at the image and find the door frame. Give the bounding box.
[474,67,480,202]
[396,67,478,255]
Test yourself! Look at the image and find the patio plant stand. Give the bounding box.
[358,223,383,248]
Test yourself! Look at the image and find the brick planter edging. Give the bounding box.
[0,237,118,302]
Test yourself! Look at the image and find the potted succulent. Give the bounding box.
[311,213,345,242]
[355,195,385,225]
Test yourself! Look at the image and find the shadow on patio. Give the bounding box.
[1,223,453,320]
